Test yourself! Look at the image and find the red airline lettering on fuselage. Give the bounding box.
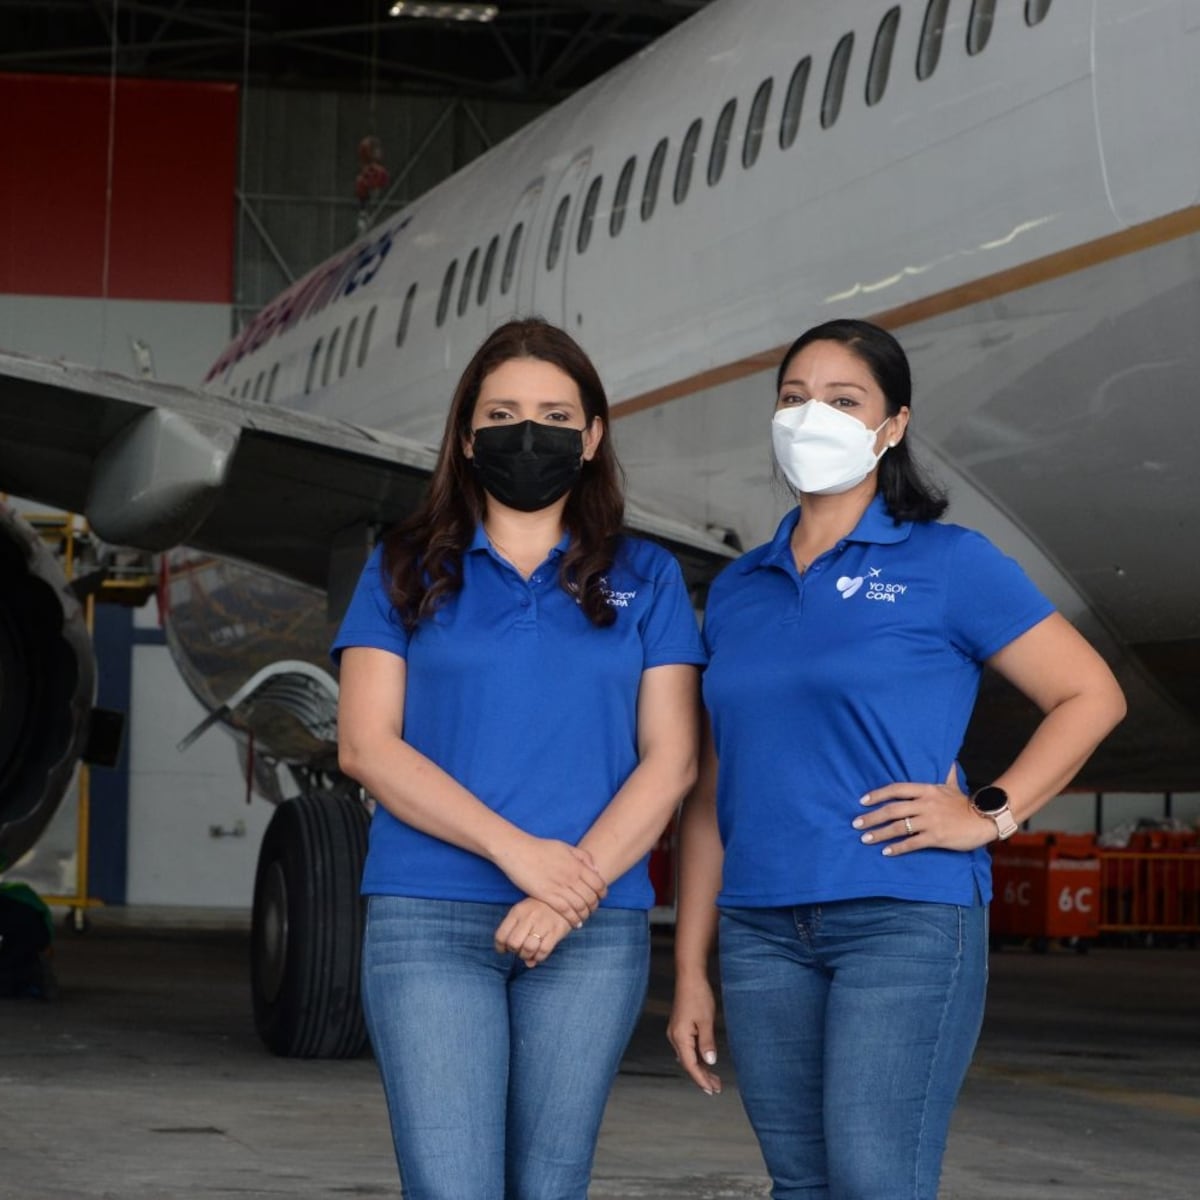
[203,216,408,382]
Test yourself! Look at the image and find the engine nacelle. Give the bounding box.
[0,503,96,871]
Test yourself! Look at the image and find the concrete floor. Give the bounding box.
[1,910,1198,1199]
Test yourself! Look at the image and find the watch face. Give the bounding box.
[972,785,1009,814]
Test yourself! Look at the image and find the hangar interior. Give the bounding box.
[2,6,1198,1198]
[0,0,709,908]
[1,0,1197,914]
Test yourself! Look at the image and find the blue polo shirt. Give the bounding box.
[332,528,706,909]
[702,495,1054,908]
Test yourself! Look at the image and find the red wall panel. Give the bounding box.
[0,74,238,302]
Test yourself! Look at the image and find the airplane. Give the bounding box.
[2,0,1199,1057]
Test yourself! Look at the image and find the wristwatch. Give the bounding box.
[969,785,1019,841]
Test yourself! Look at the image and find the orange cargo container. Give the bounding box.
[990,833,1101,946]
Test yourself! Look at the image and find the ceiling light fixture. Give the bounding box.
[388,2,499,21]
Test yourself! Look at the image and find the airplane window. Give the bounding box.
[340,315,359,378]
[577,176,602,253]
[674,119,703,204]
[266,362,279,402]
[305,339,322,392]
[967,0,997,55]
[323,326,341,387]
[743,78,772,168]
[358,305,376,368]
[546,196,570,270]
[916,0,949,80]
[478,236,499,303]
[610,156,636,237]
[397,283,417,346]
[1025,0,1051,26]
[436,260,457,327]
[459,247,479,314]
[252,370,264,401]
[821,33,854,129]
[779,57,811,149]
[708,99,737,186]
[641,138,668,221]
[867,8,901,106]
[500,223,524,295]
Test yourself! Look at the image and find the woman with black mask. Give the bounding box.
[333,318,705,1200]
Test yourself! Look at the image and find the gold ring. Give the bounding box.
[904,817,914,836]
[531,931,544,942]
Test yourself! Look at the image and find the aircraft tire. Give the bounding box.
[251,789,370,1058]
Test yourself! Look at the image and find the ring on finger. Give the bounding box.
[531,931,544,942]
[904,816,914,836]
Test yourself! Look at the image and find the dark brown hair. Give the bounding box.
[382,318,625,628]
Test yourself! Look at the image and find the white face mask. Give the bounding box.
[771,400,894,496]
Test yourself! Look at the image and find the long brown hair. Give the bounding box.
[382,318,625,628]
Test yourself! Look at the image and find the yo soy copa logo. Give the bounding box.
[837,567,908,603]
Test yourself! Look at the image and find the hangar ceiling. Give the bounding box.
[1,0,711,101]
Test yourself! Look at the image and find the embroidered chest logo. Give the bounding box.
[599,577,637,608]
[837,567,907,603]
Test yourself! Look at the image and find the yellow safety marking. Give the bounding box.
[972,1061,1200,1118]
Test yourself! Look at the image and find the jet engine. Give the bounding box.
[0,503,96,871]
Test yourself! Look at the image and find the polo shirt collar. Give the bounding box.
[467,524,492,554]
[467,523,571,559]
[848,492,913,547]
[749,493,912,574]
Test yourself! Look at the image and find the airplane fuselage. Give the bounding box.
[168,0,1200,790]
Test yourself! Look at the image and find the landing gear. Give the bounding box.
[251,788,370,1058]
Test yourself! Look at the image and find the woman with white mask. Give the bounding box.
[668,319,1126,1200]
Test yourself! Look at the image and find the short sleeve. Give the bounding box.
[944,530,1055,662]
[637,547,707,670]
[701,604,716,659]
[330,543,410,665]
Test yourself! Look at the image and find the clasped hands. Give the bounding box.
[492,834,607,967]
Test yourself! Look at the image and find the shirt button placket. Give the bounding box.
[516,582,536,627]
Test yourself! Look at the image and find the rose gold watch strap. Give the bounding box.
[993,808,1019,840]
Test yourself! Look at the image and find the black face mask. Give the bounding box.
[471,420,585,512]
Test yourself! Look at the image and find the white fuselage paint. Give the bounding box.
[176,0,1200,789]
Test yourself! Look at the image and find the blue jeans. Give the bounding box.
[719,898,987,1200]
[361,895,649,1200]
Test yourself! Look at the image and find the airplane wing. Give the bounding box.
[0,349,736,595]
